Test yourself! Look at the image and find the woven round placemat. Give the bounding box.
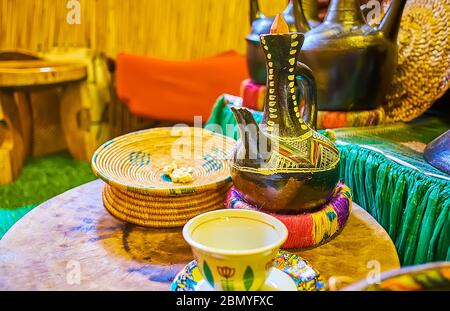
[92,127,236,195]
[103,191,224,221]
[385,0,450,122]
[227,182,352,249]
[111,182,230,203]
[102,190,225,228]
[103,200,190,228]
[104,184,228,215]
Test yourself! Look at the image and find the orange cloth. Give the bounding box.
[116,51,248,124]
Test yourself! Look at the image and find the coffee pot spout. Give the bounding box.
[378,0,407,42]
[230,106,272,162]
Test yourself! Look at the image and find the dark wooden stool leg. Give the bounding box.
[13,92,32,157]
[60,82,91,161]
[29,89,67,157]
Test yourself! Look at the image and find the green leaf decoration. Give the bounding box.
[243,266,254,290]
[203,261,214,288]
[160,174,172,182]
[222,280,234,291]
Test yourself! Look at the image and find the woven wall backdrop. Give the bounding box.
[0,0,287,60]
[0,0,448,122]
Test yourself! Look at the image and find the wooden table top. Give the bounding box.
[0,179,400,290]
[0,60,87,87]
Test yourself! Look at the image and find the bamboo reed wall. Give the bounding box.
[0,0,288,60]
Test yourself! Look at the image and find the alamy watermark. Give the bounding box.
[328,259,382,290]
[361,0,385,25]
[66,260,81,285]
[66,0,81,25]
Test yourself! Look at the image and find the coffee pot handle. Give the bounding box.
[295,61,317,130]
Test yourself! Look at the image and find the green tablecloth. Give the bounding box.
[206,95,450,265]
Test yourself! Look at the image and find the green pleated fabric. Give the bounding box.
[0,205,36,238]
[207,95,450,265]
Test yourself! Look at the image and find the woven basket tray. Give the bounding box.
[104,184,229,214]
[92,127,236,196]
[103,194,225,221]
[111,182,230,202]
[385,0,450,122]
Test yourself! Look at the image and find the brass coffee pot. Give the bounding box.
[232,15,340,214]
[300,0,407,110]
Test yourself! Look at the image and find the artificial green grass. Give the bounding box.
[0,152,95,238]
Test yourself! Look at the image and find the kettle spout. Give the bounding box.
[249,0,265,26]
[231,106,272,162]
[378,0,407,42]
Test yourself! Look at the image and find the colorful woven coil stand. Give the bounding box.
[226,182,352,249]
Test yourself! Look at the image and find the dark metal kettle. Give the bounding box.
[300,0,407,111]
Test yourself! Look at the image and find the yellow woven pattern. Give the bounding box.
[385,0,450,122]
[102,185,227,222]
[107,184,229,211]
[311,205,339,245]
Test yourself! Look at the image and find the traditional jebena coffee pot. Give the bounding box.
[232,15,340,214]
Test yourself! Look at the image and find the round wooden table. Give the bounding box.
[0,180,400,290]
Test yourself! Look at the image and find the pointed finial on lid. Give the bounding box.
[270,13,290,34]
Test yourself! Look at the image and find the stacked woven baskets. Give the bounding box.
[92,127,236,228]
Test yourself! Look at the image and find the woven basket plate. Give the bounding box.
[102,191,224,228]
[104,184,229,214]
[111,181,230,202]
[92,127,236,195]
[384,0,450,122]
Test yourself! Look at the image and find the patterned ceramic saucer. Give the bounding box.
[171,250,324,291]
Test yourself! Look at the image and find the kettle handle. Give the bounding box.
[295,61,317,130]
[249,0,262,25]
[250,0,293,25]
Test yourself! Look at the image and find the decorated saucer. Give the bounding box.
[171,250,325,291]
